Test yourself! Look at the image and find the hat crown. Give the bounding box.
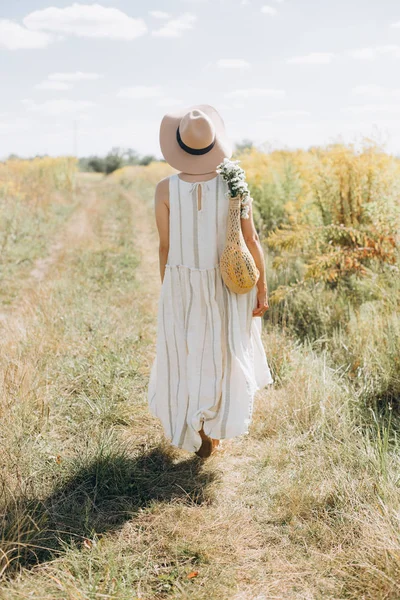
[159,103,233,175]
[179,109,216,150]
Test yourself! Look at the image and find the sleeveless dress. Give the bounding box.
[147,173,273,453]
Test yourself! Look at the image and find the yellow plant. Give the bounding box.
[0,157,77,207]
[111,162,175,187]
[238,142,400,290]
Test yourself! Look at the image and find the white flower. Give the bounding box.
[217,158,252,219]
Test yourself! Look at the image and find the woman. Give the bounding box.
[147,104,273,458]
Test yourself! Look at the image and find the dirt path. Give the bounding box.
[29,187,98,282]
[3,177,283,600]
[121,187,160,330]
[0,180,99,344]
[121,183,274,598]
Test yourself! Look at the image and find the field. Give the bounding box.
[0,151,399,600]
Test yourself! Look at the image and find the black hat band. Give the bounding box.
[176,127,216,156]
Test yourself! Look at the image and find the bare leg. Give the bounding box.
[196,423,222,458]
[199,424,210,441]
[195,424,212,458]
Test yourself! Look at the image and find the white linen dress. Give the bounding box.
[147,173,273,453]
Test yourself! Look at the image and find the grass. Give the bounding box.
[0,157,399,599]
[0,200,78,304]
[241,143,400,424]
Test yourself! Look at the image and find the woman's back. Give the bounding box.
[167,173,229,270]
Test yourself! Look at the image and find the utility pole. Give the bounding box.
[72,119,78,200]
[73,119,78,157]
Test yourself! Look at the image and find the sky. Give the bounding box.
[1,0,400,159]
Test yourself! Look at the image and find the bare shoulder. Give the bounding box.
[155,176,171,208]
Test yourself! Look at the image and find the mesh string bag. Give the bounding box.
[220,195,260,294]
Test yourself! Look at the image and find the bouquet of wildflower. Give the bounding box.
[216,158,252,219]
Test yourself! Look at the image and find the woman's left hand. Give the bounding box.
[253,286,269,317]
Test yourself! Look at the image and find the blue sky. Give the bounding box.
[1,0,400,158]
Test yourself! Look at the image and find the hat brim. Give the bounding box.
[159,104,233,175]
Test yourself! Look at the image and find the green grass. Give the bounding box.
[0,195,77,306]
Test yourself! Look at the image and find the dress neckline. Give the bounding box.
[177,174,219,185]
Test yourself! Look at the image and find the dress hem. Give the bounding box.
[148,377,274,454]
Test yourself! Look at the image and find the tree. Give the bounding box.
[124,149,140,165]
[139,154,157,166]
[104,150,123,174]
[78,147,157,173]
[87,156,105,173]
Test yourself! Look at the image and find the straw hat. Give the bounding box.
[159,104,233,174]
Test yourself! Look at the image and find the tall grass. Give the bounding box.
[0,157,76,206]
[111,161,175,191]
[240,143,400,416]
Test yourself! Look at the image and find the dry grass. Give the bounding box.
[0,157,78,307]
[0,161,399,599]
[111,161,176,188]
[0,157,76,206]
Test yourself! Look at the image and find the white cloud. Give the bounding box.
[149,11,170,19]
[157,97,185,108]
[117,85,163,99]
[390,21,400,28]
[24,98,96,116]
[35,81,72,91]
[217,102,246,110]
[352,85,384,97]
[0,19,54,49]
[23,3,147,40]
[261,5,277,15]
[226,88,285,99]
[349,48,376,60]
[262,110,311,119]
[49,71,102,82]
[216,59,251,69]
[378,45,400,57]
[35,71,102,92]
[343,103,400,115]
[349,45,400,60]
[287,52,335,64]
[152,13,196,37]
[352,85,400,98]
[0,117,35,133]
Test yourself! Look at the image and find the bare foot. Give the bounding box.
[199,425,210,441]
[195,424,213,458]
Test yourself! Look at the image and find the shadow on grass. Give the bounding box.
[1,443,216,578]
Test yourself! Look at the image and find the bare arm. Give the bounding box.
[241,200,269,317]
[154,177,170,283]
